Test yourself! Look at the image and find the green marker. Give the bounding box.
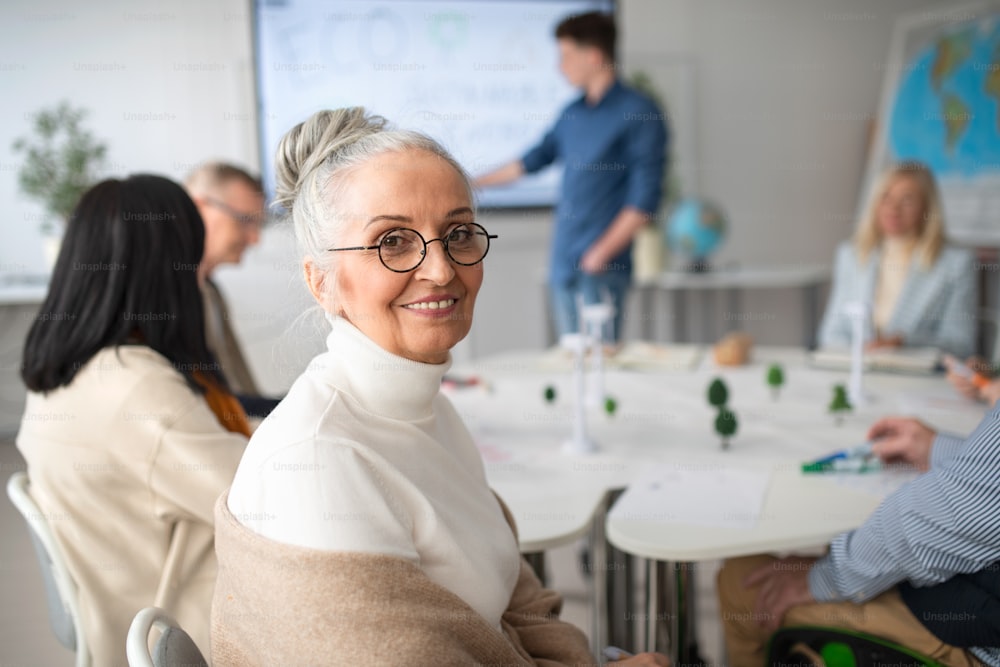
[802,458,883,474]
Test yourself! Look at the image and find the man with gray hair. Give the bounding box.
[185,161,277,416]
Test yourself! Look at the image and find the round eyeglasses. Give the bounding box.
[328,222,498,273]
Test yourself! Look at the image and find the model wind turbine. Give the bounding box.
[581,299,614,408]
[559,332,598,454]
[843,301,870,406]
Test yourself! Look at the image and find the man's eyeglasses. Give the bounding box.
[328,222,498,273]
[204,197,264,229]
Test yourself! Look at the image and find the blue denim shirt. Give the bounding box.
[521,79,668,286]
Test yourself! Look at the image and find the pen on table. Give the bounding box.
[602,645,633,662]
[802,457,883,474]
[944,354,992,390]
[810,441,874,465]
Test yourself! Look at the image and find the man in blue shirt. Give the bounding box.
[717,408,1000,666]
[474,12,667,343]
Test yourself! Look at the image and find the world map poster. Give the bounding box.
[864,4,1000,246]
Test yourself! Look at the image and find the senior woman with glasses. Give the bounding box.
[210,108,665,666]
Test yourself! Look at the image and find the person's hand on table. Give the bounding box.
[607,651,670,666]
[945,355,990,401]
[865,334,903,351]
[945,355,1000,405]
[743,556,817,633]
[867,417,936,471]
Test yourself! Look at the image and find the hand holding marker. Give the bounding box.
[943,354,992,390]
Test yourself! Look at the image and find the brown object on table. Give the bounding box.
[714,332,753,366]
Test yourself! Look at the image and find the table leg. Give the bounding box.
[804,283,819,350]
[638,284,655,341]
[604,489,635,651]
[590,489,636,657]
[543,284,556,347]
[672,290,686,343]
[726,288,742,334]
[644,560,704,665]
[702,290,715,344]
[590,492,610,657]
[523,551,546,587]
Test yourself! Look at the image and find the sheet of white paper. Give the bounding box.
[828,468,920,497]
[535,343,704,372]
[610,465,772,530]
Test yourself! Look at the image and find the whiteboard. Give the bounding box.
[254,0,614,207]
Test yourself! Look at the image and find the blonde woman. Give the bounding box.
[818,162,977,358]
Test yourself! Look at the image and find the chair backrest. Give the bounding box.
[6,471,90,667]
[769,626,945,667]
[127,607,207,667]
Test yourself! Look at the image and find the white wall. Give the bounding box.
[1,0,259,262]
[0,0,957,399]
[616,0,955,346]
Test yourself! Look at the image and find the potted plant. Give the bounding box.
[12,101,107,263]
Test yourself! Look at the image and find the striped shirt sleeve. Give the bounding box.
[808,407,1000,607]
[930,432,966,469]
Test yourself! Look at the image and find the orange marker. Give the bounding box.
[945,354,992,389]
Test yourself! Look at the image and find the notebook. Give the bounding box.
[809,346,942,375]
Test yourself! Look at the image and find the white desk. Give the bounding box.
[634,265,830,346]
[455,345,981,544]
[450,345,986,660]
[607,466,890,562]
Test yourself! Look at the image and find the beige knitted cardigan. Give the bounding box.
[211,492,598,666]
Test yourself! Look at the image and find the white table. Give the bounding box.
[634,265,830,346]
[449,345,986,659]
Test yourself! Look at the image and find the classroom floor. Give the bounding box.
[0,439,725,665]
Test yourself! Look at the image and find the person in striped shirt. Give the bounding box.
[717,409,1000,667]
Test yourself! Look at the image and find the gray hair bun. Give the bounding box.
[273,107,388,212]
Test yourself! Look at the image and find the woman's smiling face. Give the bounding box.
[330,149,483,364]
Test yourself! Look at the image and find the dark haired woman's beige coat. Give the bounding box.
[16,346,247,666]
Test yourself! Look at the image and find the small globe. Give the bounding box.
[665,198,727,267]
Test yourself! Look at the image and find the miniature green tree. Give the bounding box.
[543,386,557,404]
[715,408,739,449]
[707,378,729,408]
[604,396,617,417]
[829,384,852,425]
[708,378,737,448]
[766,364,785,400]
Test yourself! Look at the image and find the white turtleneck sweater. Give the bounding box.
[227,317,521,628]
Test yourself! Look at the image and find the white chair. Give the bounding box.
[6,471,90,667]
[126,607,207,667]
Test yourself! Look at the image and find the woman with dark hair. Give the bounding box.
[17,174,248,666]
